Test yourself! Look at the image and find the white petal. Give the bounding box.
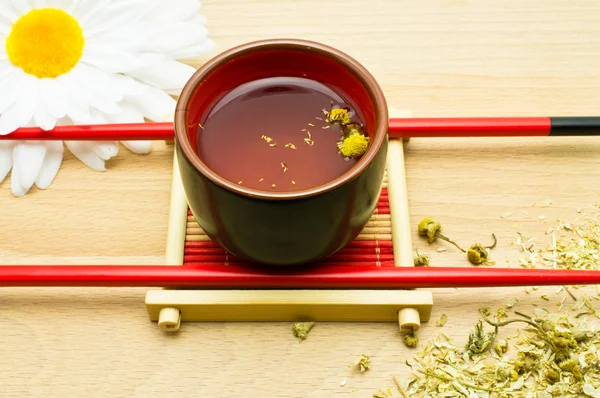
[128,60,196,93]
[0,140,14,183]
[33,105,57,130]
[85,26,146,53]
[92,142,119,160]
[105,103,152,154]
[0,69,22,114]
[82,0,149,35]
[110,74,145,97]
[58,72,91,123]
[144,0,202,22]
[10,163,27,197]
[160,39,217,60]
[10,0,34,15]
[81,50,164,74]
[38,78,68,119]
[0,24,9,36]
[0,73,38,135]
[126,85,176,122]
[61,0,81,13]
[35,141,64,189]
[64,141,106,171]
[73,0,117,26]
[0,3,19,22]
[74,63,122,104]
[146,23,209,54]
[122,141,152,155]
[14,141,47,193]
[106,102,145,123]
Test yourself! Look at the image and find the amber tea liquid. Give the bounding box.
[196,77,365,192]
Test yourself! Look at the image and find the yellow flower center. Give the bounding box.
[6,8,84,78]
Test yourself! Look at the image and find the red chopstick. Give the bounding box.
[0,117,598,141]
[1,265,599,289]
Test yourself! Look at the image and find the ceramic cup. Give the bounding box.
[174,39,388,267]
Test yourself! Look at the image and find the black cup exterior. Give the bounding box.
[176,137,388,267]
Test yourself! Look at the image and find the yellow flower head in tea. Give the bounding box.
[339,132,369,159]
[327,108,351,125]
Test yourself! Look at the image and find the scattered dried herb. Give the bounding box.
[413,249,430,266]
[393,304,600,397]
[506,297,519,308]
[496,308,509,321]
[292,321,314,342]
[303,137,314,146]
[372,389,388,398]
[436,313,448,327]
[515,203,600,271]
[358,354,371,372]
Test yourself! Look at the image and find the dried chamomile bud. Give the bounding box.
[413,249,430,266]
[548,330,577,349]
[545,368,560,384]
[292,321,314,342]
[417,217,467,252]
[494,339,508,356]
[514,351,540,374]
[404,332,419,348]
[418,217,441,244]
[467,243,488,265]
[479,306,492,317]
[496,308,508,321]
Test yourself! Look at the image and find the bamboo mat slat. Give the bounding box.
[183,184,395,267]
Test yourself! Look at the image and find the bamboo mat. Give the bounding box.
[183,171,394,267]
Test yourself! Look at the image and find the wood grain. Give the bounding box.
[2,1,600,397]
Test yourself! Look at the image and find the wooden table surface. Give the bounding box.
[2,1,600,396]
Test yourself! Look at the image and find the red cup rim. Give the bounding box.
[175,38,388,201]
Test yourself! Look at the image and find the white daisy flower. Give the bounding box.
[0,0,215,196]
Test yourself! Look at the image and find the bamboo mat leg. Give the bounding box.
[386,109,427,333]
[146,109,433,332]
